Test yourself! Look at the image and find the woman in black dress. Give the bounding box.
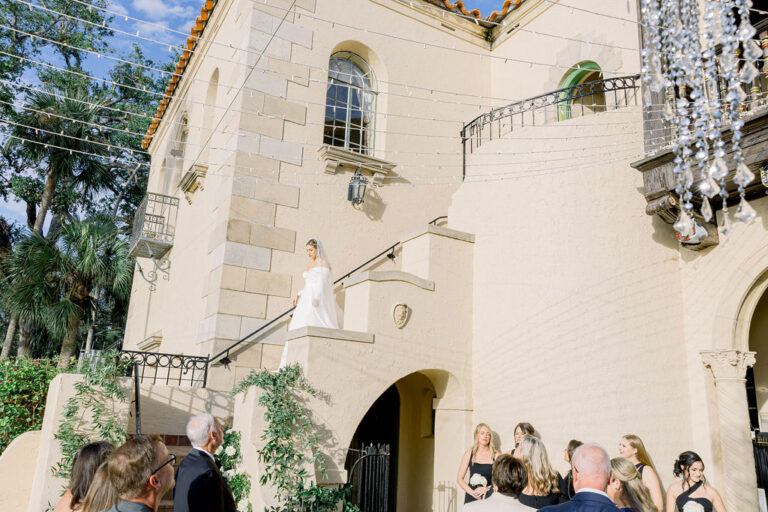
[558,439,582,501]
[517,435,563,509]
[511,422,535,457]
[618,434,664,511]
[664,451,727,512]
[457,423,499,504]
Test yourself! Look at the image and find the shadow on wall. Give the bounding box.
[434,480,458,512]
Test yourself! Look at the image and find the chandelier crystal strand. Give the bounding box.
[641,0,760,240]
[734,0,758,223]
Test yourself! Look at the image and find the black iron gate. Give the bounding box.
[347,444,391,512]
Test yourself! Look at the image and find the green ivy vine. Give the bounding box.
[232,363,358,512]
[52,352,130,479]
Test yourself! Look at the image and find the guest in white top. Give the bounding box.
[463,454,536,512]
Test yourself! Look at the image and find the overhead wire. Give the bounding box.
[13,0,639,78]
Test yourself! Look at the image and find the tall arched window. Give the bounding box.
[200,69,219,164]
[163,113,188,195]
[323,52,377,155]
[557,61,606,121]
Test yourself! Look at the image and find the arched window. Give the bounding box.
[163,113,188,195]
[557,61,606,121]
[200,69,219,164]
[323,52,377,155]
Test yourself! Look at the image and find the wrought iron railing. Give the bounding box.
[121,226,428,385]
[461,74,641,161]
[129,193,179,259]
[119,350,209,387]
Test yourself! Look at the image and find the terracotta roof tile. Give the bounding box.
[426,0,525,23]
[142,0,217,149]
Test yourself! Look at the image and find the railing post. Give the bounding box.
[461,127,467,181]
[133,362,142,436]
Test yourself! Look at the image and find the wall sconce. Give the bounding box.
[347,168,368,205]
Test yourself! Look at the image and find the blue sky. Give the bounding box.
[1,0,508,225]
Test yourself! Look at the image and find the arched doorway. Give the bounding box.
[346,372,437,512]
[747,286,768,492]
[557,61,606,120]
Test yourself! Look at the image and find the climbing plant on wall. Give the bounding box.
[52,352,130,479]
[232,363,358,512]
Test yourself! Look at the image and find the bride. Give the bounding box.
[288,238,339,331]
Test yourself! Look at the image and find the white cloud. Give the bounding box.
[131,0,197,22]
[0,200,29,226]
[109,1,130,16]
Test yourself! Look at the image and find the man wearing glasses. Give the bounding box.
[174,413,236,512]
[103,435,176,512]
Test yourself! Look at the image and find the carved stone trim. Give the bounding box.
[318,145,396,184]
[178,164,207,204]
[701,349,756,381]
[137,332,162,351]
[393,303,410,329]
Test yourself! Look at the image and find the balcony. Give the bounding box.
[632,34,768,248]
[461,74,641,160]
[129,193,180,259]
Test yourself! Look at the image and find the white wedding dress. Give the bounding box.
[288,265,338,331]
[280,239,339,368]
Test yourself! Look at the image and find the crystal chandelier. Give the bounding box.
[640,0,760,239]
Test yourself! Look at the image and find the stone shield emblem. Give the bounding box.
[393,304,410,329]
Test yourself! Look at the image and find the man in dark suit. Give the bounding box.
[173,413,237,512]
[540,444,619,512]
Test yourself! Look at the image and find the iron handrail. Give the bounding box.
[461,74,641,164]
[207,240,402,366]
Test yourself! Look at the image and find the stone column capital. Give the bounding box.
[700,349,756,381]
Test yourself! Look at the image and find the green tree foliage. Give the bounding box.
[0,0,177,360]
[0,357,60,454]
[4,216,133,368]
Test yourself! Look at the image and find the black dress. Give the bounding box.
[463,453,494,504]
[519,492,561,509]
[557,470,575,501]
[635,462,646,475]
[675,481,713,512]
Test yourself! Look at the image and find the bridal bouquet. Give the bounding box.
[469,473,488,488]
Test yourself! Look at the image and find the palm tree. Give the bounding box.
[9,88,112,234]
[4,215,132,368]
[2,88,114,356]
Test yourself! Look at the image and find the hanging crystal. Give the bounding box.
[733,198,757,223]
[709,157,729,180]
[740,61,760,83]
[699,177,721,198]
[744,39,763,60]
[734,162,755,187]
[720,210,734,236]
[674,209,695,238]
[701,197,714,222]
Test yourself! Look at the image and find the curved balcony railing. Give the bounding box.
[461,74,641,165]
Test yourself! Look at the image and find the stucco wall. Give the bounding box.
[25,374,233,512]
[448,109,691,487]
[0,430,40,510]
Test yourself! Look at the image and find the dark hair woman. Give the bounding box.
[558,439,583,500]
[664,451,727,512]
[53,441,114,512]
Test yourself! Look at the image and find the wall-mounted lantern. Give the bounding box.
[347,168,368,205]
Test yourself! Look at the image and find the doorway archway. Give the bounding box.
[345,371,437,512]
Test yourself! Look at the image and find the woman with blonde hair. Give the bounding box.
[79,464,118,512]
[618,435,663,511]
[458,423,499,504]
[517,435,562,509]
[607,457,659,512]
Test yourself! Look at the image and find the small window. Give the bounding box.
[324,52,377,155]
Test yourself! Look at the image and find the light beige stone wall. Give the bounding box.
[448,110,692,486]
[0,430,40,510]
[25,374,233,511]
[675,197,768,488]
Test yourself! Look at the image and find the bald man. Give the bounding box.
[539,444,619,512]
